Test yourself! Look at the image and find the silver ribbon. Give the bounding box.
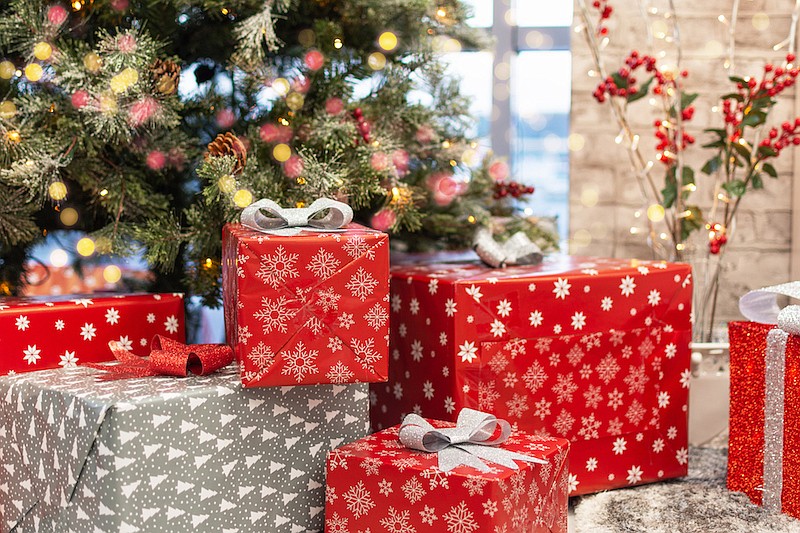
[240,198,353,236]
[473,228,543,269]
[398,408,547,473]
[739,283,800,511]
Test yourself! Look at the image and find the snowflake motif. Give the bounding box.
[577,364,592,379]
[503,373,518,388]
[59,350,78,367]
[496,299,512,317]
[352,337,381,371]
[505,394,529,418]
[392,457,421,472]
[140,338,147,347]
[343,234,372,259]
[420,505,438,525]
[248,342,276,370]
[303,316,324,335]
[583,384,603,409]
[15,315,30,331]
[486,354,508,375]
[326,512,348,533]
[458,341,478,363]
[528,310,544,327]
[552,373,578,403]
[619,275,637,296]
[164,315,180,334]
[238,325,253,345]
[280,342,319,382]
[567,474,580,493]
[256,246,300,288]
[444,396,455,414]
[361,457,382,476]
[254,296,295,334]
[667,426,678,439]
[343,481,375,519]
[114,335,133,351]
[652,438,665,453]
[680,368,692,388]
[571,311,587,330]
[665,343,677,359]
[607,388,625,410]
[54,319,65,331]
[445,298,457,316]
[627,465,643,484]
[465,284,483,302]
[71,298,93,307]
[443,501,480,533]
[306,248,340,278]
[553,324,563,334]
[553,409,575,436]
[375,478,393,497]
[80,322,97,341]
[504,338,527,357]
[439,332,448,346]
[427,279,439,295]
[346,267,379,301]
[586,457,598,472]
[577,413,601,440]
[423,381,435,400]
[596,354,621,384]
[409,298,420,315]
[648,289,662,306]
[607,417,623,435]
[316,287,342,312]
[401,477,426,504]
[566,345,585,366]
[328,336,343,352]
[533,398,552,420]
[521,361,547,393]
[462,476,488,497]
[391,294,402,312]
[325,361,354,384]
[393,382,404,400]
[421,466,452,490]
[676,447,689,465]
[613,437,627,455]
[624,365,650,395]
[23,345,41,365]
[339,312,355,329]
[236,253,248,278]
[360,303,389,332]
[105,307,120,325]
[625,399,647,425]
[490,320,506,338]
[657,391,671,408]
[379,508,415,533]
[146,313,156,324]
[553,278,571,299]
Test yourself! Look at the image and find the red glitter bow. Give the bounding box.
[88,335,234,379]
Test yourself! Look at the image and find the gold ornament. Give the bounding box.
[285,92,305,111]
[110,67,138,93]
[0,101,16,119]
[33,42,53,61]
[0,61,14,79]
[83,52,102,72]
[24,63,43,82]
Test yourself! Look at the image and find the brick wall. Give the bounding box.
[569,0,796,324]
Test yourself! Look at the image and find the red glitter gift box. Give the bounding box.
[370,255,693,495]
[222,223,389,387]
[325,415,569,533]
[728,320,800,518]
[0,293,185,376]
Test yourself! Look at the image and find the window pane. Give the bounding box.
[512,50,572,239]
[515,0,573,27]
[461,0,493,28]
[440,51,493,141]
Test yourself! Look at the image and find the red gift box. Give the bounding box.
[0,293,185,375]
[728,320,800,518]
[222,223,389,387]
[325,417,569,533]
[371,255,693,495]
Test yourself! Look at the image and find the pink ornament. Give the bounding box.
[427,172,461,206]
[146,150,166,170]
[259,123,293,143]
[215,108,236,129]
[325,97,345,115]
[110,0,129,11]
[392,149,409,171]
[47,5,68,26]
[304,50,325,71]
[415,125,436,144]
[128,97,160,127]
[116,34,138,53]
[370,209,396,231]
[370,152,390,172]
[283,155,304,178]
[71,90,89,109]
[488,160,510,181]
[291,77,311,94]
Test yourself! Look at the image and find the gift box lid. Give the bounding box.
[0,292,183,309]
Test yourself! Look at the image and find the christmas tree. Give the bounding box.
[0,0,557,305]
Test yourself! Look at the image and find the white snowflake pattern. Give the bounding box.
[236,253,248,278]
[401,477,426,504]
[596,354,621,384]
[680,368,692,388]
[583,384,603,409]
[71,298,93,307]
[443,501,480,533]
[625,399,646,425]
[612,437,627,455]
[439,332,448,346]
[22,345,41,365]
[667,426,678,439]
[571,311,586,330]
[54,319,65,331]
[306,248,340,278]
[665,343,677,359]
[567,474,579,493]
[676,447,688,465]
[410,340,424,361]
[578,413,601,440]
[529,310,543,327]
[326,361,355,384]
[553,278,571,299]
[553,409,575,435]
[80,322,97,341]
[607,388,624,410]
[339,312,355,329]
[116,335,133,351]
[421,466,452,490]
[346,268,379,301]
[378,478,393,496]
[445,298,457,316]
[249,342,275,370]
[361,457,382,476]
[105,307,120,325]
[391,294,402,312]
[428,279,439,294]
[566,345,585,366]
[648,289,662,306]
[343,481,375,519]
[256,246,300,288]
[626,465,643,484]
[280,342,319,382]
[652,438,665,453]
[458,341,478,363]
[552,373,578,403]
[533,398,552,420]
[465,284,483,302]
[380,508,415,533]
[316,287,342,312]
[496,299,512,317]
[586,457,598,471]
[352,337,381,371]
[505,394,529,418]
[619,275,637,296]
[601,296,613,311]
[657,391,671,408]
[343,235,372,259]
[15,315,30,331]
[328,336,343,352]
[326,512,348,533]
[490,320,506,338]
[444,396,455,414]
[522,361,547,393]
[238,325,253,345]
[59,350,78,367]
[254,296,295,334]
[164,315,180,334]
[624,365,650,395]
[420,505,438,525]
[409,298,420,315]
[423,381,435,400]
[364,302,388,330]
[146,313,156,324]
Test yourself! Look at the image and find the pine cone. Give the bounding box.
[206,132,247,175]
[151,58,180,95]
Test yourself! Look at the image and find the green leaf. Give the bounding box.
[702,140,725,149]
[762,162,778,178]
[720,93,744,102]
[701,155,722,175]
[722,179,747,197]
[741,110,767,128]
[680,205,703,241]
[610,72,628,89]
[681,92,698,109]
[731,141,751,160]
[750,96,773,109]
[627,77,653,103]
[704,128,727,136]
[729,76,748,85]
[758,145,778,158]
[661,168,678,208]
[681,166,695,185]
[751,173,764,189]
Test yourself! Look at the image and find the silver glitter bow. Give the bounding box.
[473,228,543,269]
[398,408,547,473]
[739,282,800,511]
[240,198,353,236]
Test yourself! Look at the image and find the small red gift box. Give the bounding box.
[0,293,185,375]
[325,410,569,533]
[371,255,693,495]
[222,223,389,387]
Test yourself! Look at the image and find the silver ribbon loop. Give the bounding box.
[240,198,353,236]
[399,408,547,472]
[739,283,800,512]
[473,228,543,269]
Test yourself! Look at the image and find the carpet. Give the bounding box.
[572,447,800,532]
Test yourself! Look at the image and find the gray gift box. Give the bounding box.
[0,367,368,532]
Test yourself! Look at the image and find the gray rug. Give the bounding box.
[572,447,800,532]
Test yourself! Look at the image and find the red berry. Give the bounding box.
[788,53,796,62]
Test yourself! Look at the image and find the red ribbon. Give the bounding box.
[88,335,234,379]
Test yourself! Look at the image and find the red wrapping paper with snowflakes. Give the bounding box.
[370,255,693,495]
[0,293,185,376]
[222,223,389,387]
[325,419,569,533]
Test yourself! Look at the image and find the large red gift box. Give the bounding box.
[222,223,389,387]
[728,320,800,518]
[325,417,569,532]
[371,255,693,495]
[0,293,185,375]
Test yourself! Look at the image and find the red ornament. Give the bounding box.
[488,160,510,181]
[128,97,160,127]
[215,108,237,129]
[259,123,293,144]
[146,150,166,170]
[116,34,138,53]
[71,90,89,109]
[370,152,389,172]
[283,154,304,178]
[304,50,325,71]
[47,5,68,26]
[110,0,129,11]
[325,97,345,115]
[370,208,396,231]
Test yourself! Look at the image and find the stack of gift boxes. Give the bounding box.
[1,206,704,532]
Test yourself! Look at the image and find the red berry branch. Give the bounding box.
[591,0,613,36]
[492,180,534,200]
